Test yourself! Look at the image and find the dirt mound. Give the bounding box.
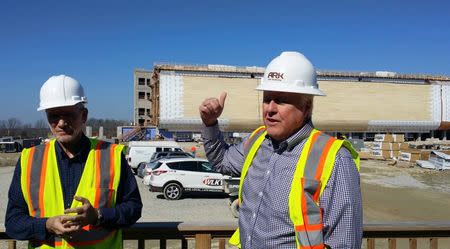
[0,152,20,167]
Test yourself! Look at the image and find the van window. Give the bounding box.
[156,147,162,152]
[163,147,171,152]
[155,152,168,159]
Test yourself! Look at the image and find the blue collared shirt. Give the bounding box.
[5,135,142,241]
[202,121,363,249]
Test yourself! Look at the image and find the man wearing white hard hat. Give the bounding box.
[6,75,142,248]
[199,52,362,248]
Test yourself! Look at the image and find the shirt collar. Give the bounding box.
[268,119,314,153]
[55,134,91,162]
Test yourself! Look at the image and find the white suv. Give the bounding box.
[148,157,227,200]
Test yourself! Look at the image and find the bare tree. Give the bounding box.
[0,117,129,139]
[34,119,48,129]
[0,120,6,129]
[3,118,22,136]
[6,118,22,130]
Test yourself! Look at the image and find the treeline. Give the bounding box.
[0,118,130,139]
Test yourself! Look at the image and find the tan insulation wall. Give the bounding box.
[183,76,262,122]
[163,74,437,132]
[313,81,432,131]
[314,81,431,121]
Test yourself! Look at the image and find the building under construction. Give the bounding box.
[133,63,450,141]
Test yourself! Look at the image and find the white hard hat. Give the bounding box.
[37,75,88,111]
[256,51,325,96]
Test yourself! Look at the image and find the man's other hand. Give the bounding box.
[46,215,80,236]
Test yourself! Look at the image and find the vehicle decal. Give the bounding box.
[202,178,223,186]
[184,188,223,192]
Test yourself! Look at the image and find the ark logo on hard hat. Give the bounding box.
[267,72,284,80]
[256,51,326,96]
[37,75,88,111]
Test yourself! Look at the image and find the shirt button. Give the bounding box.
[247,235,251,241]
[266,170,270,175]
[252,212,256,218]
[258,192,263,197]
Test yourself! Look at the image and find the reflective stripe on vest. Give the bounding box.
[20,139,123,249]
[229,128,360,249]
[294,131,336,249]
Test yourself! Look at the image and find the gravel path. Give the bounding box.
[0,165,237,249]
[0,166,237,224]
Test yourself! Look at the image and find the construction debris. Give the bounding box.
[358,133,450,171]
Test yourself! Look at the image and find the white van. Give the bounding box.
[126,140,183,173]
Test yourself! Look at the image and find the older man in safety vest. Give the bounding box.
[199,52,362,248]
[6,75,142,248]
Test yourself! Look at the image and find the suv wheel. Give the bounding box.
[163,183,182,200]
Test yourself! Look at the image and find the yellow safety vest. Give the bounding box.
[20,139,124,249]
[230,127,360,249]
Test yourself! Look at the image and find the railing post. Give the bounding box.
[409,238,417,249]
[137,239,145,249]
[218,238,226,249]
[195,233,211,249]
[181,238,188,249]
[388,238,396,249]
[160,239,167,249]
[430,238,438,249]
[8,240,16,249]
[367,238,375,249]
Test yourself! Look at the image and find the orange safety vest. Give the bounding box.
[230,126,360,249]
[20,139,124,249]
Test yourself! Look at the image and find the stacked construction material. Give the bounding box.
[371,134,405,160]
[427,151,450,170]
[359,134,450,167]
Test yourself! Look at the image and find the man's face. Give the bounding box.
[262,91,310,141]
[46,105,87,144]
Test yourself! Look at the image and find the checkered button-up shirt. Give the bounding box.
[202,122,362,249]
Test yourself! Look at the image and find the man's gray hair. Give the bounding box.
[75,102,87,110]
[300,95,314,120]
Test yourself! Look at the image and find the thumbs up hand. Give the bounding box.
[199,92,227,126]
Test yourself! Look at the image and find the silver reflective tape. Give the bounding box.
[98,141,113,208]
[29,145,47,217]
[304,133,330,179]
[297,230,324,247]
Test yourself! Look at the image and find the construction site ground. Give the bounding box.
[1,143,450,248]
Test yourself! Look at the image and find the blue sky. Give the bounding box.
[1,0,449,124]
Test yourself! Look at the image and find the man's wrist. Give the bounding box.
[204,120,218,127]
[95,208,103,226]
[41,218,53,240]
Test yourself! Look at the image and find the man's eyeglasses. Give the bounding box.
[46,112,80,123]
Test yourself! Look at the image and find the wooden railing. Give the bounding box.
[2,221,450,249]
